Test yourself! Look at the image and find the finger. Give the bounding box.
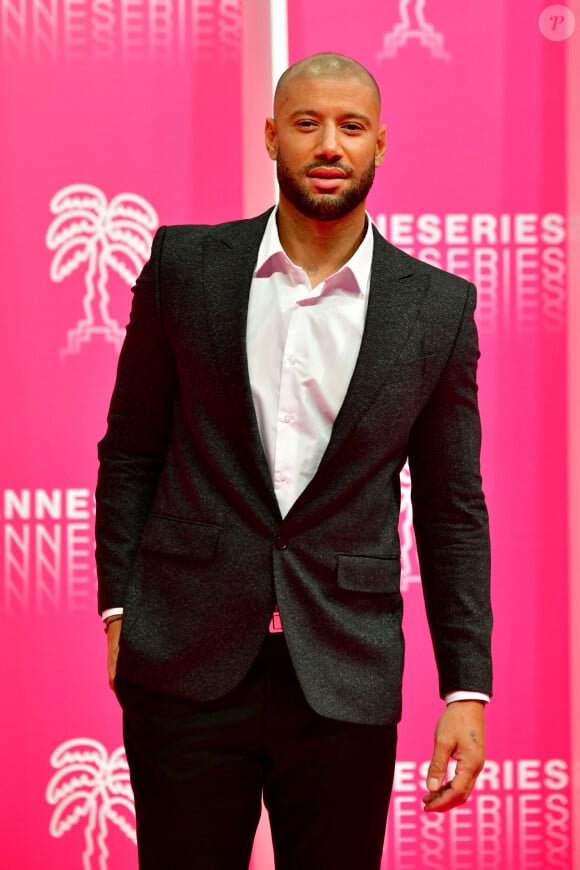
[426,741,454,794]
[423,775,469,812]
[423,759,479,812]
[423,786,464,812]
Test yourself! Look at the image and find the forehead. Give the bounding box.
[275,74,380,119]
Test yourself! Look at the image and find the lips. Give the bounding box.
[306,166,349,191]
[307,167,348,179]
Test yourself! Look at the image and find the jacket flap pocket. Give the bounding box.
[141,514,220,560]
[337,554,400,594]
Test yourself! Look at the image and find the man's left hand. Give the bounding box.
[422,700,486,812]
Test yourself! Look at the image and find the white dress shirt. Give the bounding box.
[105,208,489,705]
[246,208,373,519]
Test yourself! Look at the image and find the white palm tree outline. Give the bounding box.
[46,183,158,355]
[46,738,136,870]
[377,0,451,62]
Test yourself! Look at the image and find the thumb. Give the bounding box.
[426,745,453,792]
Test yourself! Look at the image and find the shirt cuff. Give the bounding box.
[102,607,124,622]
[445,691,490,704]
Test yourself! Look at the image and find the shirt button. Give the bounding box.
[282,415,292,424]
[275,535,288,550]
[275,472,288,482]
[287,355,297,366]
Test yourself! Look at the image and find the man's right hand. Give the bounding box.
[106,619,123,689]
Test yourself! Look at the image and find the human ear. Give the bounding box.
[264,117,278,160]
[374,124,387,167]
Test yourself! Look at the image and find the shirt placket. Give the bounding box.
[273,275,323,518]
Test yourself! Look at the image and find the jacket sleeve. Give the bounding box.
[95,226,178,614]
[407,282,492,698]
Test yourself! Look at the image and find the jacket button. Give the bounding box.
[275,535,288,550]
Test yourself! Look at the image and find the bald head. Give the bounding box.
[274,53,381,116]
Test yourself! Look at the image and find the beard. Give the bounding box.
[276,153,376,221]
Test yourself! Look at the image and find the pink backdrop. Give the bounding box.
[0,1,576,868]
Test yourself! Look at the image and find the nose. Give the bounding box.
[315,123,344,161]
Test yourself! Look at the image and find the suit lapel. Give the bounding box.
[201,209,279,511]
[301,228,430,474]
[200,215,429,521]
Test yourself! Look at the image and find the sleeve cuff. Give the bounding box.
[445,691,490,704]
[102,607,124,622]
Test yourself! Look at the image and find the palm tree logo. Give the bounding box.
[46,183,158,356]
[377,0,451,62]
[46,737,136,869]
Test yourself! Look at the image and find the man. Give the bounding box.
[96,52,492,869]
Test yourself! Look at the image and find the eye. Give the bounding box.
[342,122,365,133]
[296,119,318,129]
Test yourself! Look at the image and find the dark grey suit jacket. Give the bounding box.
[95,208,492,726]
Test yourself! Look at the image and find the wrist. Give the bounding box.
[104,614,123,634]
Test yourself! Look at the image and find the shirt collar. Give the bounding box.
[254,207,374,297]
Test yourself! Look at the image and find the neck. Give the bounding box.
[276,198,368,285]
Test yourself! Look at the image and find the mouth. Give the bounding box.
[306,166,349,191]
[307,167,348,179]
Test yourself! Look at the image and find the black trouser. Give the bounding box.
[115,633,397,870]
